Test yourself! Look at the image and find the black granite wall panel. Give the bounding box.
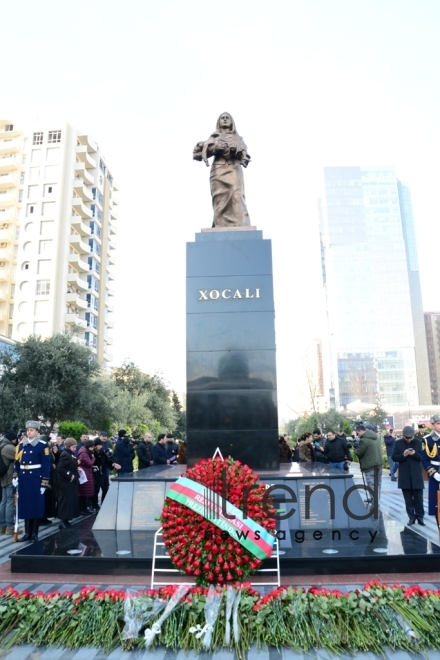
[186,229,279,469]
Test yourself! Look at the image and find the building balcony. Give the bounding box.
[108,253,116,266]
[0,210,14,225]
[106,319,114,329]
[65,313,87,328]
[0,230,13,245]
[107,236,116,250]
[104,335,114,346]
[76,145,96,169]
[73,179,94,202]
[0,268,8,282]
[110,208,118,220]
[67,272,88,291]
[105,301,114,313]
[0,247,11,260]
[0,311,7,324]
[68,254,89,273]
[77,134,97,153]
[0,139,20,156]
[66,292,88,310]
[71,215,91,237]
[0,156,19,173]
[70,235,90,255]
[0,173,18,190]
[0,126,21,139]
[0,193,16,209]
[74,162,94,186]
[106,285,115,297]
[103,351,113,363]
[72,198,93,219]
[109,222,117,236]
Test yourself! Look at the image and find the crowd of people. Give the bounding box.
[0,424,186,541]
[3,416,440,541]
[281,415,440,525]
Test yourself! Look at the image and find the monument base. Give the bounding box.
[10,465,440,575]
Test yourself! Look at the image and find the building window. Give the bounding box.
[48,130,62,143]
[87,274,99,292]
[39,239,52,254]
[10,284,15,298]
[20,173,25,184]
[18,190,23,202]
[9,304,14,319]
[33,132,43,145]
[85,312,98,329]
[5,125,13,132]
[36,280,50,296]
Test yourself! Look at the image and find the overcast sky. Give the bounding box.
[3,0,440,420]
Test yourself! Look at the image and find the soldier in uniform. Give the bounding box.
[420,414,440,516]
[12,420,51,542]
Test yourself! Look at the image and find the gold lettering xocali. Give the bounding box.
[198,288,261,301]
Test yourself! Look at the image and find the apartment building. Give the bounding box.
[0,118,116,366]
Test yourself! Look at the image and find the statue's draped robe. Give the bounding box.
[209,132,250,228]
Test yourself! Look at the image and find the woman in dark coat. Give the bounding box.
[77,439,96,514]
[57,438,80,529]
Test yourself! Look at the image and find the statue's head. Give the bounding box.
[216,112,235,133]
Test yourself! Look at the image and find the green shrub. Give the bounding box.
[58,420,89,442]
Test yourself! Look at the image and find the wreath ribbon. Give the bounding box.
[166,476,274,559]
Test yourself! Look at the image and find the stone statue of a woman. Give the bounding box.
[193,112,251,228]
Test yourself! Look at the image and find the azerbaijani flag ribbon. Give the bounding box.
[166,477,274,560]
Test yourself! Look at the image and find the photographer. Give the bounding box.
[113,430,135,476]
[90,438,121,511]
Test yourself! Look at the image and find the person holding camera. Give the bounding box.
[392,425,424,525]
[113,430,135,476]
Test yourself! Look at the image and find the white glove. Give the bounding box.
[12,477,18,488]
[434,473,440,482]
[40,487,46,495]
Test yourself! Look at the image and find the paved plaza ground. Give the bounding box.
[1,467,440,659]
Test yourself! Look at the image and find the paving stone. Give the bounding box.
[2,646,39,659]
[70,647,102,659]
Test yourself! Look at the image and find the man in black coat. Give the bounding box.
[137,433,153,469]
[392,425,425,526]
[152,434,171,465]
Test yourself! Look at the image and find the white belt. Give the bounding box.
[21,464,42,470]
[430,461,440,466]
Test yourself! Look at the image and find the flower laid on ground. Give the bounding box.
[1,582,440,656]
[161,456,277,586]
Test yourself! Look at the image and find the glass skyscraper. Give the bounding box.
[320,166,431,408]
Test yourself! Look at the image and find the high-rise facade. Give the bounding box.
[320,166,431,408]
[424,312,440,405]
[0,119,116,366]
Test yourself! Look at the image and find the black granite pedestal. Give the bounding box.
[186,228,279,469]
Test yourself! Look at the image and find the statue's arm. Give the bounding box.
[193,142,204,161]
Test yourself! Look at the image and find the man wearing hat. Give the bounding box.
[13,421,51,542]
[0,431,20,535]
[420,414,440,516]
[392,426,425,525]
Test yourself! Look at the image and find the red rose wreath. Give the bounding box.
[161,456,277,586]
